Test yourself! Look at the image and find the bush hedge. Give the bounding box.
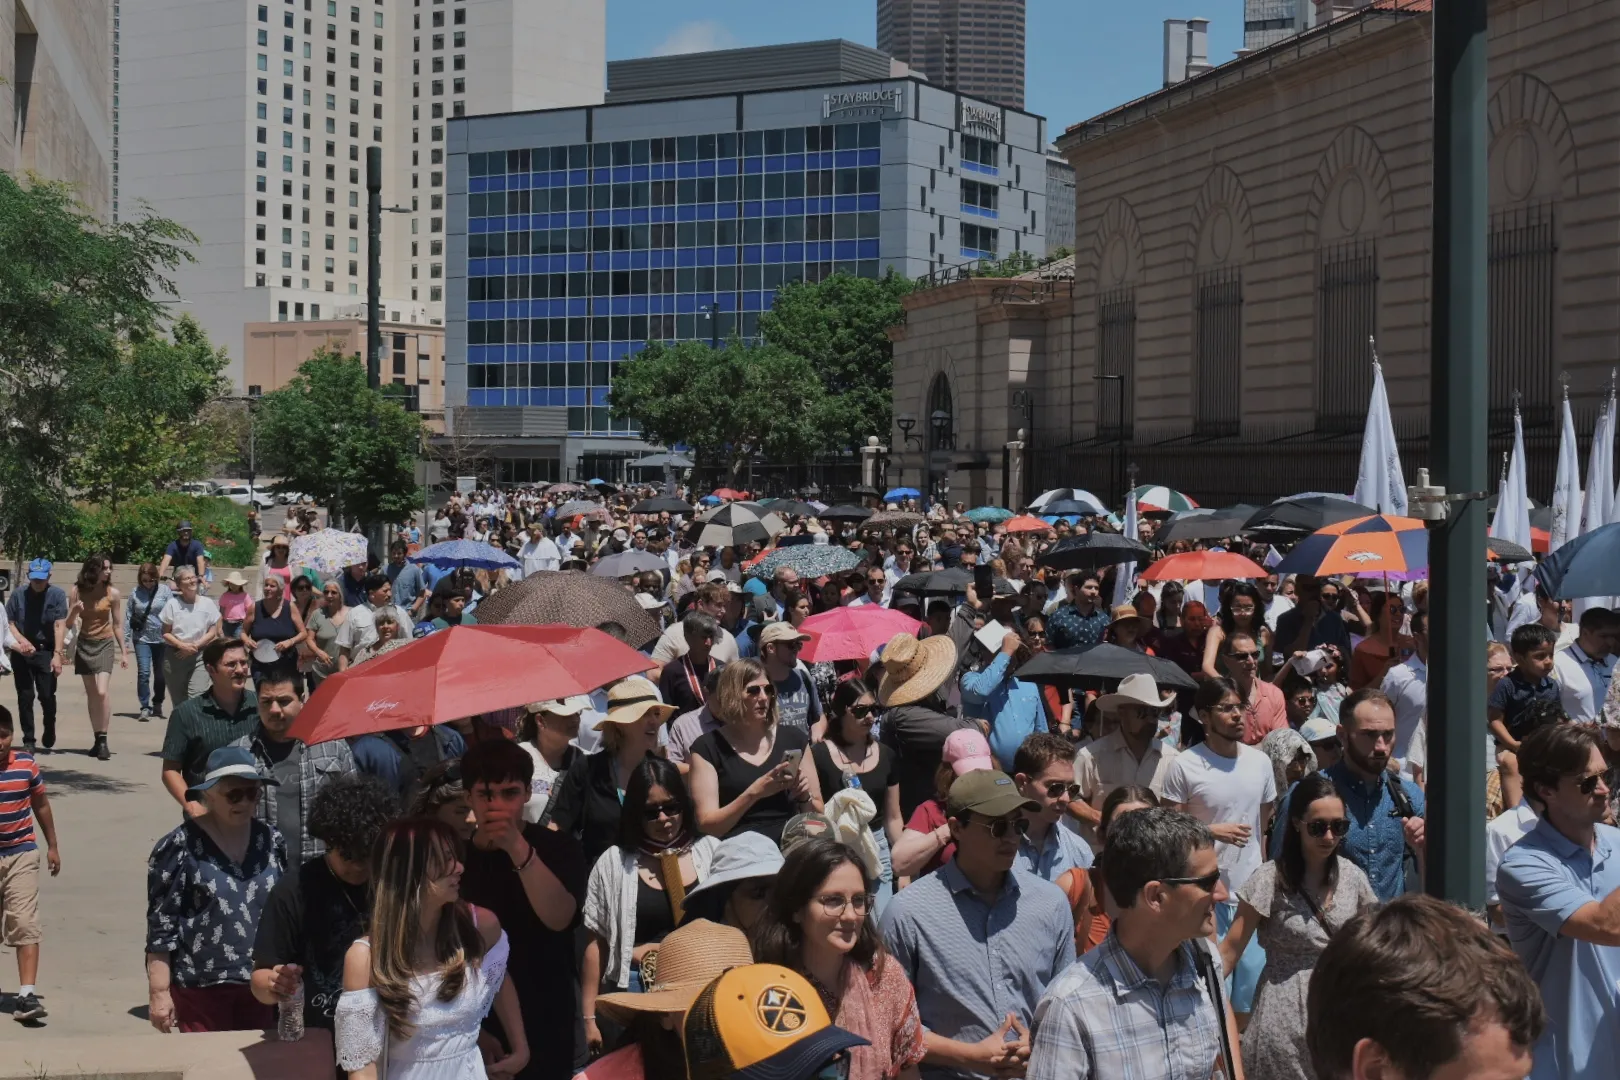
[38,494,256,567]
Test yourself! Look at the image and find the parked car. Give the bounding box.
[178,481,217,497]
[216,483,277,510]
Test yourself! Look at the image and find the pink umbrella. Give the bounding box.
[799,605,923,663]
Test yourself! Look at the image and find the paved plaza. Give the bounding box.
[0,658,181,1041]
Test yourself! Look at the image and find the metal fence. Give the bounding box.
[1316,238,1380,431]
[1030,411,1595,511]
[1194,268,1244,437]
[1097,286,1137,439]
[1489,201,1557,429]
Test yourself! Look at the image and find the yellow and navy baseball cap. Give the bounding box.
[684,965,869,1080]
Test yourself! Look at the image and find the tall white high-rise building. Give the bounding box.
[120,0,603,389]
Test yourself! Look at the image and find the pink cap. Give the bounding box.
[943,729,994,776]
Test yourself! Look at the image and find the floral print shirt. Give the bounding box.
[146,818,286,988]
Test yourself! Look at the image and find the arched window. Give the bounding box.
[927,374,954,451]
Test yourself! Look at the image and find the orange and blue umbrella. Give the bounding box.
[1273,515,1428,577]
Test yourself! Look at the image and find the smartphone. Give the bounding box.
[974,563,993,598]
[780,749,804,773]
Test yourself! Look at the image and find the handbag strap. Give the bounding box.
[1192,943,1237,1080]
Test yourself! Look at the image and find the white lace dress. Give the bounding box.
[333,932,511,1079]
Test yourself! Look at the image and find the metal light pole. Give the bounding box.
[366,146,383,391]
[700,304,719,349]
[1427,0,1490,907]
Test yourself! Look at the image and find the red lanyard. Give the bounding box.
[683,655,710,703]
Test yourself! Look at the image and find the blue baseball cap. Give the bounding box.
[26,559,51,581]
[177,520,195,532]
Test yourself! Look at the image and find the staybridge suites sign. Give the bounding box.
[961,103,1002,139]
[823,86,906,120]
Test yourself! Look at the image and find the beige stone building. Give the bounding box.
[890,0,1620,509]
[0,0,111,214]
[244,313,446,429]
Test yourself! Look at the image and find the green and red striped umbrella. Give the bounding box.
[1130,485,1198,515]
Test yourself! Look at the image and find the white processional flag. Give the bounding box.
[1492,406,1532,552]
[1550,391,1582,552]
[1112,487,1138,608]
[1352,345,1408,516]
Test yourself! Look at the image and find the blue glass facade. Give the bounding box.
[462,123,888,434]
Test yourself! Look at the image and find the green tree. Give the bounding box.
[253,349,424,525]
[68,315,234,506]
[757,271,913,451]
[0,172,195,554]
[608,339,827,485]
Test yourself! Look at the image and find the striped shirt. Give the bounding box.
[1027,930,1224,1080]
[880,861,1076,1080]
[0,750,44,853]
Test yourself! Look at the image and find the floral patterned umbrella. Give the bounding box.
[753,545,863,581]
[289,528,369,576]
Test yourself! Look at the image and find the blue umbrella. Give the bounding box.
[699,494,722,505]
[964,506,1014,524]
[884,487,921,501]
[1535,522,1620,599]
[409,539,521,572]
[587,478,607,485]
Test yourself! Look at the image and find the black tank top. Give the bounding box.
[253,599,297,645]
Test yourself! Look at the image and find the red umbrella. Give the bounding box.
[1140,550,1269,582]
[712,487,749,500]
[799,606,923,663]
[286,625,651,745]
[1530,527,1550,554]
[1003,514,1055,534]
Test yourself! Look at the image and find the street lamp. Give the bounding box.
[895,413,919,448]
[699,303,719,349]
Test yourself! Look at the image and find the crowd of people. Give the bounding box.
[2,480,1616,1080]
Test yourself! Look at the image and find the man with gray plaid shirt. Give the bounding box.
[1028,808,1242,1080]
[229,670,356,864]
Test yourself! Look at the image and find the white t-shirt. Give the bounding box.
[161,595,222,643]
[337,603,415,652]
[1162,741,1278,894]
[520,742,563,824]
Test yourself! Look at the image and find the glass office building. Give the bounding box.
[447,75,1048,473]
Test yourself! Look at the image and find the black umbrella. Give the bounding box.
[847,484,880,497]
[819,504,875,522]
[891,568,974,596]
[629,497,694,515]
[1241,496,1376,536]
[1015,644,1199,691]
[1155,505,1261,545]
[764,499,820,518]
[1037,533,1151,572]
[1039,499,1105,517]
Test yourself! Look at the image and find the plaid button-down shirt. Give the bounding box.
[230,725,357,864]
[1028,929,1224,1080]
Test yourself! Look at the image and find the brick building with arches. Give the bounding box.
[888,0,1619,509]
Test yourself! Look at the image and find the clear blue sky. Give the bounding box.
[605,1,1244,135]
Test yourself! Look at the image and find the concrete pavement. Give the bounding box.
[0,654,189,1042]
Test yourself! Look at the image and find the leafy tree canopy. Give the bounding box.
[253,349,424,525]
[757,271,913,451]
[0,172,196,554]
[68,315,234,506]
[608,339,828,484]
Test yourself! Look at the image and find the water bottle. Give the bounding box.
[277,986,305,1042]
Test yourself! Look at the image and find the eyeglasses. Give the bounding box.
[220,786,261,806]
[1027,630,1047,640]
[814,892,875,916]
[1159,870,1222,893]
[744,683,777,698]
[642,800,683,822]
[847,704,875,719]
[1305,818,1352,839]
[970,816,1030,839]
[1041,781,1082,800]
[1208,702,1243,714]
[1228,650,1261,663]
[1576,772,1608,796]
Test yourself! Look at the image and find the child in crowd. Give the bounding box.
[217,572,252,640]
[0,705,61,1022]
[1487,622,1561,809]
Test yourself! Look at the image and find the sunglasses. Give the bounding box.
[1577,772,1607,796]
[220,786,261,806]
[1159,870,1222,893]
[971,816,1030,839]
[642,800,682,822]
[1305,818,1352,839]
[1042,781,1083,800]
[847,704,875,719]
[744,683,777,698]
[1228,650,1261,663]
[1027,630,1047,640]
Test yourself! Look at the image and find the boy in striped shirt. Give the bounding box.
[0,704,60,1022]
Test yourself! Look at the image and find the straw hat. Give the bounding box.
[602,675,677,726]
[223,571,248,588]
[596,918,753,1024]
[876,631,958,707]
[1108,603,1149,633]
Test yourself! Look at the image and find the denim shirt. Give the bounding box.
[127,583,174,645]
[960,652,1046,767]
[1274,761,1423,902]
